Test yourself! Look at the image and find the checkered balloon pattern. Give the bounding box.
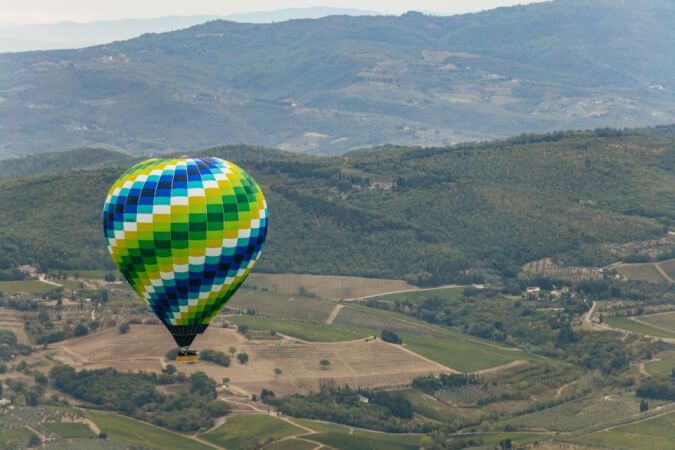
[102,157,268,346]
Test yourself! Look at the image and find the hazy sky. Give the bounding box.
[0,1,548,24]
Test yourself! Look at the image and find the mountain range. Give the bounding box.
[1,0,674,159]
[0,8,378,53]
[2,126,675,284]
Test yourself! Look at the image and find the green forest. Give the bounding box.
[2,127,675,285]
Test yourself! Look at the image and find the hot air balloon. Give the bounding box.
[102,157,268,362]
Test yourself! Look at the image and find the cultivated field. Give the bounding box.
[577,411,675,450]
[202,415,302,450]
[658,258,675,280]
[645,351,675,376]
[246,273,416,300]
[0,307,30,344]
[51,324,447,396]
[228,289,336,323]
[229,316,371,342]
[505,393,660,432]
[614,262,668,283]
[0,279,60,295]
[85,410,210,449]
[636,311,675,333]
[604,316,675,339]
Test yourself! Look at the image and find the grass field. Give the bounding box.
[292,419,422,450]
[646,351,675,376]
[370,286,465,305]
[578,411,675,450]
[246,273,415,300]
[336,303,550,372]
[85,410,210,450]
[229,288,336,323]
[44,422,97,439]
[451,432,552,447]
[0,279,61,294]
[310,430,422,450]
[401,332,524,372]
[657,259,675,280]
[400,389,466,423]
[201,415,303,450]
[229,316,372,342]
[505,393,655,432]
[266,439,317,450]
[0,427,37,448]
[614,262,668,283]
[637,311,675,333]
[605,316,675,339]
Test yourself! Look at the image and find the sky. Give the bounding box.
[0,0,548,25]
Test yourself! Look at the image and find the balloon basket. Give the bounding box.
[176,348,200,364]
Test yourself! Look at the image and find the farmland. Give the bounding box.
[202,415,302,450]
[246,273,415,300]
[44,422,97,439]
[658,259,675,280]
[636,311,675,333]
[0,427,37,448]
[614,262,668,283]
[228,289,336,323]
[400,332,524,373]
[50,323,445,396]
[604,316,675,339]
[577,411,675,450]
[505,393,659,432]
[229,316,371,342]
[645,351,675,376]
[0,279,61,295]
[294,419,423,450]
[85,410,211,450]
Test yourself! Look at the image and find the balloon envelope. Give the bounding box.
[102,157,268,346]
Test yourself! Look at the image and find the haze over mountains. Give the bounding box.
[1,0,674,159]
[0,8,379,53]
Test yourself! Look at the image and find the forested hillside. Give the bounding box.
[1,0,675,158]
[2,127,675,285]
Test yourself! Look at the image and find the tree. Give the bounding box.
[237,324,249,335]
[189,371,217,398]
[229,346,237,357]
[104,273,116,282]
[274,368,282,376]
[34,373,48,386]
[237,353,249,364]
[640,399,649,412]
[98,432,108,439]
[28,434,41,447]
[73,323,89,337]
[118,323,130,334]
[320,359,330,369]
[380,329,402,344]
[165,364,177,375]
[222,377,230,385]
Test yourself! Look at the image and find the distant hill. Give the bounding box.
[0,8,379,53]
[2,126,675,285]
[1,0,674,160]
